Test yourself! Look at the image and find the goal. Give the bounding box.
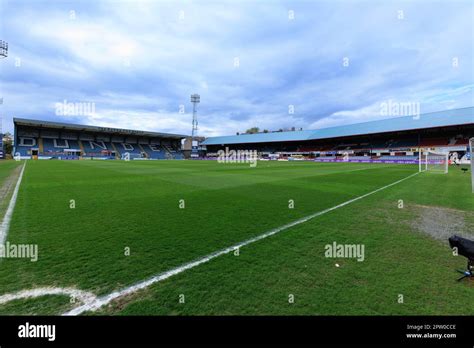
[419,150,448,174]
[470,138,474,193]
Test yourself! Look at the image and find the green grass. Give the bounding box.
[0,160,21,186]
[0,160,472,315]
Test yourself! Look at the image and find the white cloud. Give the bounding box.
[0,0,472,136]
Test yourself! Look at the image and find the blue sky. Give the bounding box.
[0,0,473,136]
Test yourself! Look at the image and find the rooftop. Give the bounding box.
[13,118,187,139]
[202,107,474,145]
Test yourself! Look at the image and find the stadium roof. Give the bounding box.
[202,107,474,145]
[13,118,187,139]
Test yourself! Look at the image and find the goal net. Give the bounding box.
[422,151,449,174]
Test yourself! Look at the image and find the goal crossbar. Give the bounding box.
[419,149,449,174]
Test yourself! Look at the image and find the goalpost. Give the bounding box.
[419,149,449,174]
[470,138,474,193]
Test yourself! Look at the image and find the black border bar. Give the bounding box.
[0,316,473,345]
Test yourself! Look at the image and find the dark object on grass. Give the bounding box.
[461,167,468,173]
[448,235,474,281]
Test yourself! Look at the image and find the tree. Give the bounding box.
[245,127,260,134]
[2,132,13,155]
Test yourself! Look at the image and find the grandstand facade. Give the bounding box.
[13,118,186,160]
[202,107,474,163]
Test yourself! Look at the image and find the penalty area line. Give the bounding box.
[63,171,419,316]
[0,162,26,245]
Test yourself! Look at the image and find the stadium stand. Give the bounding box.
[379,155,418,161]
[370,140,388,149]
[13,118,186,160]
[202,107,474,162]
[142,144,168,159]
[347,156,372,160]
[113,142,144,159]
[388,137,418,148]
[419,137,448,147]
[161,141,185,159]
[16,144,35,156]
[454,137,469,145]
[10,107,473,162]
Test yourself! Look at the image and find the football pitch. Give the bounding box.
[0,159,473,315]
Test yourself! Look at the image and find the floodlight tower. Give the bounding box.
[0,41,7,108]
[190,94,200,157]
[0,40,7,58]
[0,40,6,159]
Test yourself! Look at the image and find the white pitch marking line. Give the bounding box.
[63,171,419,316]
[0,287,97,305]
[0,161,26,245]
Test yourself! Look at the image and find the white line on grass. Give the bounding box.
[0,287,97,305]
[63,170,419,315]
[0,162,26,245]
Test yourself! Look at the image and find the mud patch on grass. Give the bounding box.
[0,165,22,215]
[93,288,154,315]
[410,204,474,243]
